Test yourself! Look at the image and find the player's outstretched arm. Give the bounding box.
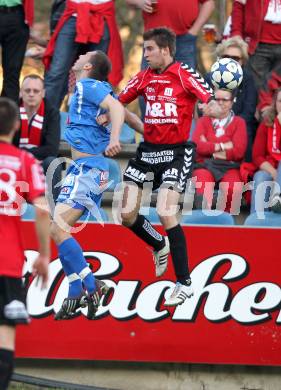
[101,95,124,157]
[124,108,144,135]
[32,196,50,288]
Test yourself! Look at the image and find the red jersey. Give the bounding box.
[192,116,247,162]
[143,0,209,35]
[0,142,45,277]
[119,62,213,144]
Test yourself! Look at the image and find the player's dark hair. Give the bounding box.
[0,97,19,135]
[21,73,44,86]
[143,27,176,58]
[88,50,112,81]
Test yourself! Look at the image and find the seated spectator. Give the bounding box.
[250,88,281,213]
[205,36,258,162]
[192,88,247,213]
[13,74,62,208]
[257,71,281,123]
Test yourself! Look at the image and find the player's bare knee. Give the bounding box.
[121,211,137,227]
[35,207,50,219]
[50,221,65,244]
[160,214,178,230]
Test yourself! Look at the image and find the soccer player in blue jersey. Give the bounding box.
[50,50,124,320]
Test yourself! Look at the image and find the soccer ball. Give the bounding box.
[210,58,243,90]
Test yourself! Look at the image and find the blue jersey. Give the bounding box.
[65,78,113,155]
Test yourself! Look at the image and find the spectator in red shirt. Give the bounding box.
[126,0,215,69]
[257,71,281,123]
[230,0,281,92]
[251,88,281,213]
[213,36,258,162]
[192,88,247,212]
[0,97,50,390]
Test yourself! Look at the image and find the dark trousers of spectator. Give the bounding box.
[247,43,281,92]
[42,156,63,214]
[45,16,110,109]
[0,6,29,102]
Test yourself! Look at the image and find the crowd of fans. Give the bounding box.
[0,0,280,219]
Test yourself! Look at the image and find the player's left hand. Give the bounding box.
[199,100,222,118]
[97,113,110,126]
[105,139,121,157]
[32,254,49,289]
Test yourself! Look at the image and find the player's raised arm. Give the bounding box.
[100,94,124,157]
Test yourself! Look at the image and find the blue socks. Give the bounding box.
[58,237,96,297]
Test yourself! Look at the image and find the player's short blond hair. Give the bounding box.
[216,36,249,64]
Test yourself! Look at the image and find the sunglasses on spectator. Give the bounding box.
[214,97,233,102]
[221,54,242,62]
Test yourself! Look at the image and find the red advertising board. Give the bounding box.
[17,222,281,365]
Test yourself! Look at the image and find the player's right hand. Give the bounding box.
[105,139,121,157]
[32,254,50,289]
[141,0,156,13]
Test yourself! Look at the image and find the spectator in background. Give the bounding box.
[230,0,281,93]
[0,0,33,102]
[13,74,62,207]
[208,36,258,162]
[192,88,247,212]
[28,0,66,56]
[126,0,215,69]
[257,71,281,123]
[43,0,124,109]
[50,0,66,33]
[250,88,281,214]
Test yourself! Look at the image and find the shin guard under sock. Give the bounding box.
[128,214,165,251]
[59,252,84,298]
[58,238,96,294]
[0,348,14,390]
[166,224,191,285]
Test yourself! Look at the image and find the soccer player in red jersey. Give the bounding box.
[0,98,50,390]
[119,27,219,306]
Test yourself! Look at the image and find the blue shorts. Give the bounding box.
[57,156,109,217]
